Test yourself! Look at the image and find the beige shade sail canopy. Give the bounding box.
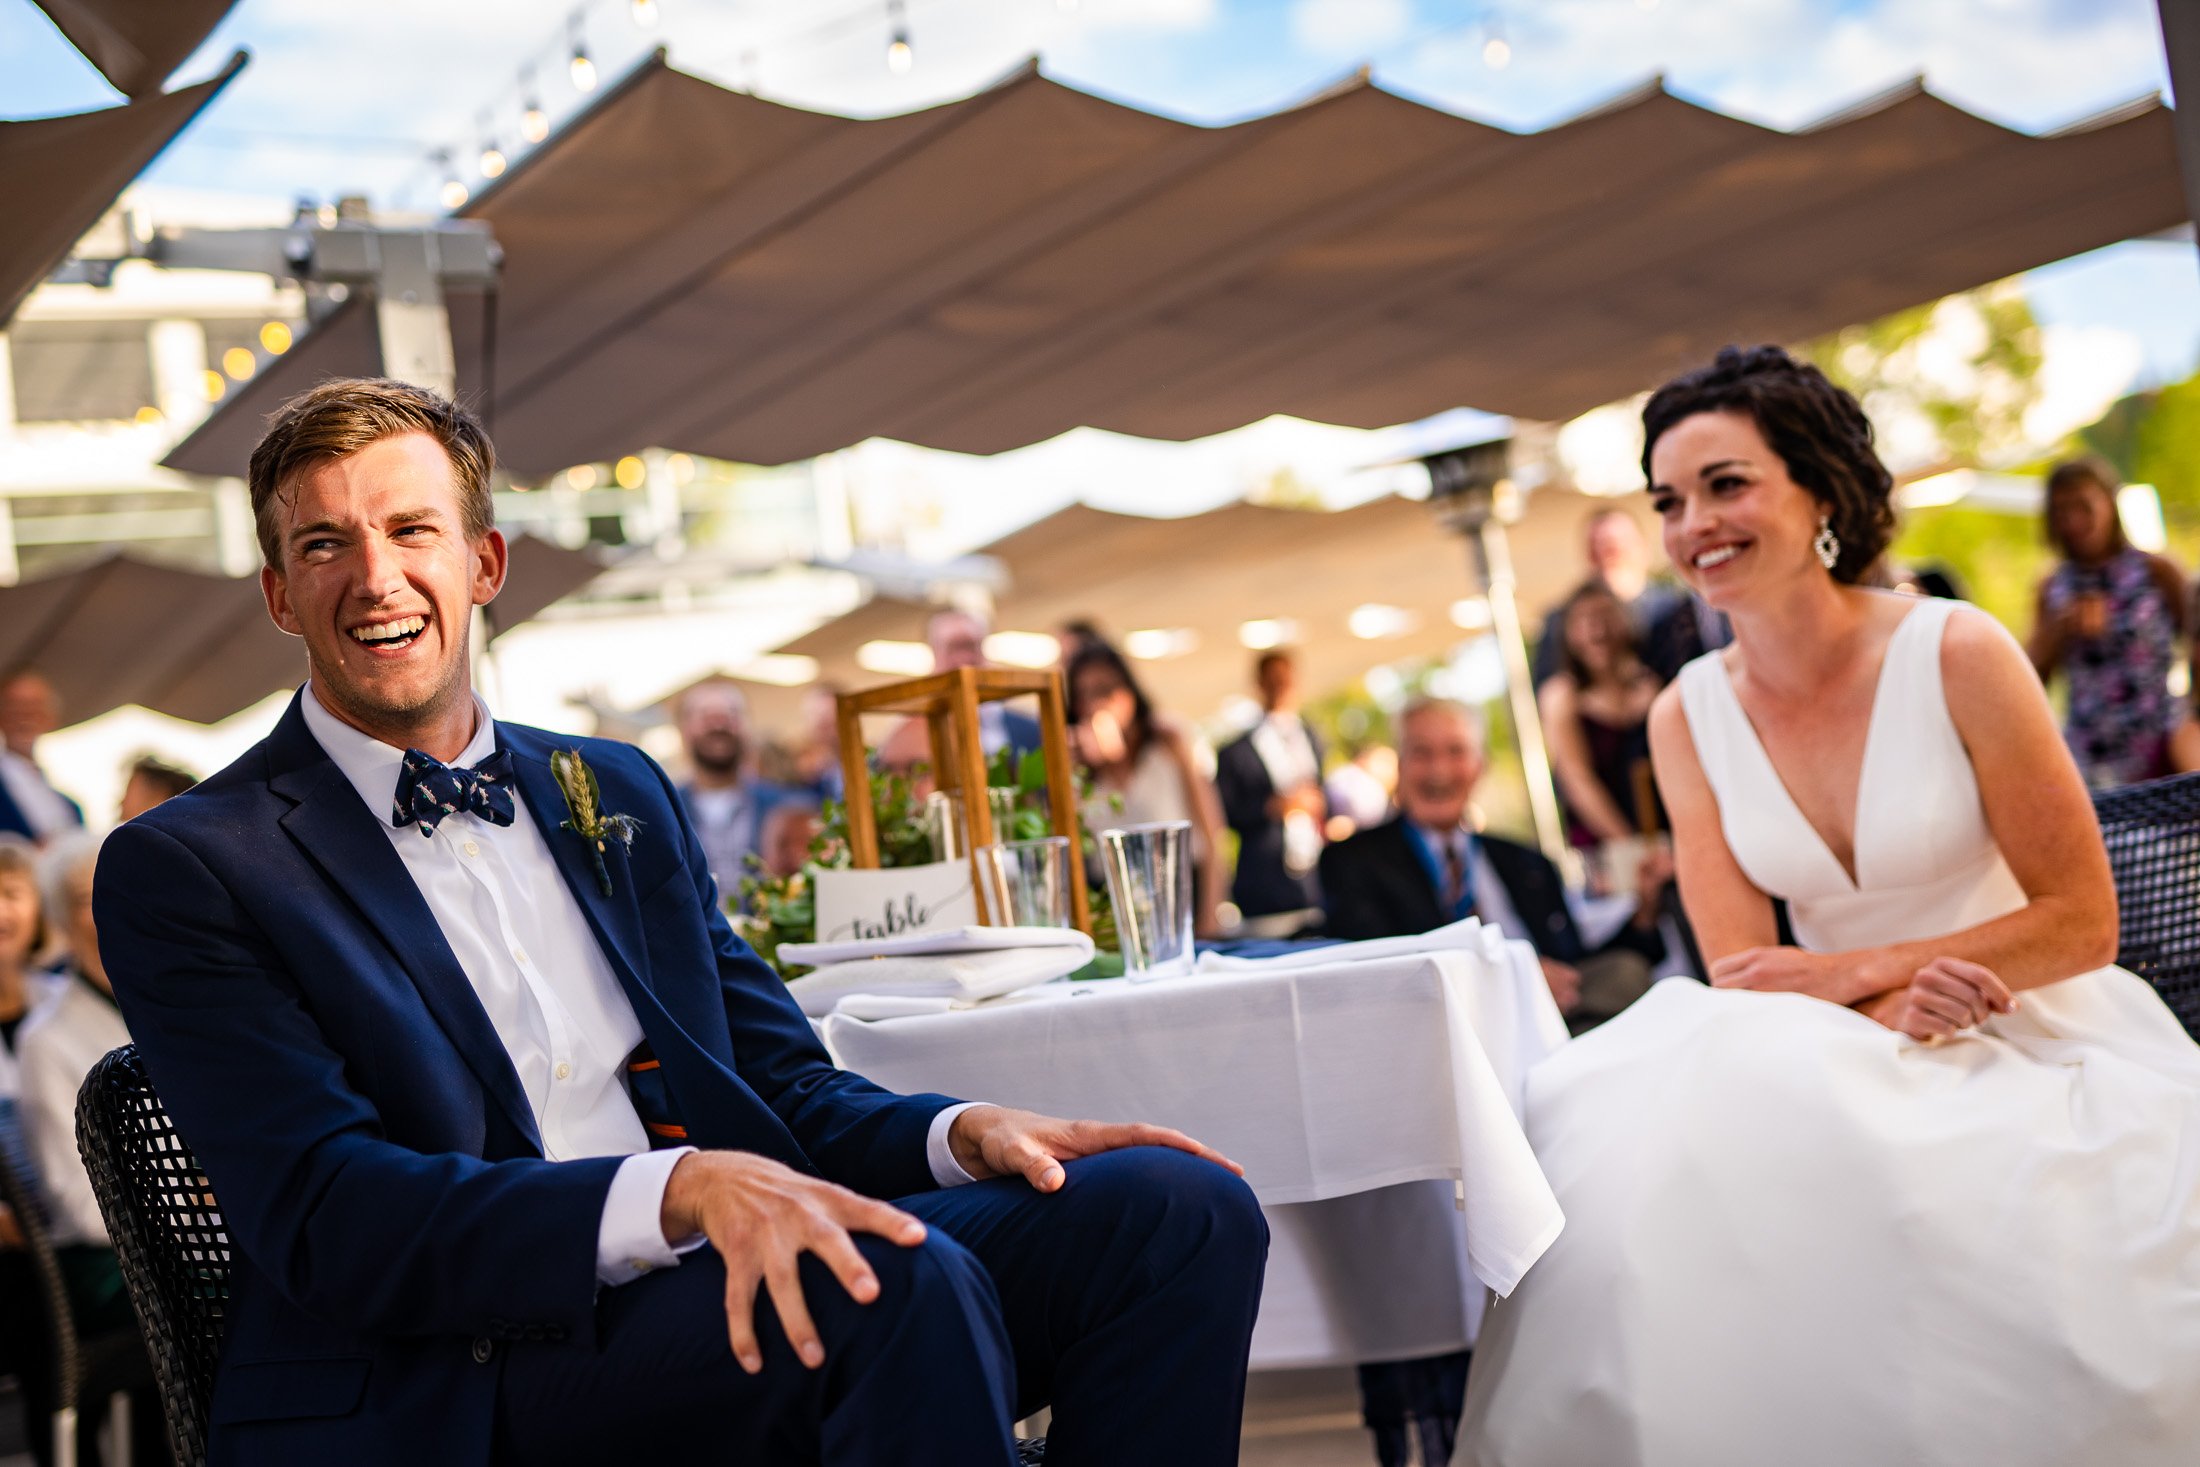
[0,536,603,727]
[0,51,245,326]
[30,0,238,97]
[164,57,2183,481]
[776,489,1658,720]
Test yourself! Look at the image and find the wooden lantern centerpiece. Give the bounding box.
[833,667,1092,934]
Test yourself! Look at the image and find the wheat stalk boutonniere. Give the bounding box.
[549,748,641,897]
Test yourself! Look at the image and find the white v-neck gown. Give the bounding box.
[1459,596,2200,1466]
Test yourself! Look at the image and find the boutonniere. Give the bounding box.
[549,749,641,897]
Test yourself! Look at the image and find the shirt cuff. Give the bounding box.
[926,1102,986,1187]
[596,1147,706,1287]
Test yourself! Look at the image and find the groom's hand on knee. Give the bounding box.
[660,1151,928,1377]
[947,1105,1246,1193]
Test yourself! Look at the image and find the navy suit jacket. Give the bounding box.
[1214,723,1325,918]
[94,695,958,1466]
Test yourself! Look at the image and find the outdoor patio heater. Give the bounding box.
[1424,437,1569,867]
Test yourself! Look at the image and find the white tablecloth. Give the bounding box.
[822,930,1570,1368]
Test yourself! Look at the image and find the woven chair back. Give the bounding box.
[74,1044,227,1467]
[2092,771,2200,1041]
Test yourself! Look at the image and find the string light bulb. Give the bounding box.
[1482,32,1511,67]
[521,70,550,142]
[569,18,597,92]
[436,152,469,210]
[631,0,659,26]
[480,142,507,178]
[886,0,913,73]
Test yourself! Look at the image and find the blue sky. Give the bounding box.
[5,0,2195,382]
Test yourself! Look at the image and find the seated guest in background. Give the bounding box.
[118,753,199,823]
[1217,650,1328,930]
[1531,509,1683,687]
[18,831,166,1465]
[1067,642,1227,938]
[0,832,68,1465]
[1322,698,1662,1026]
[0,672,83,844]
[674,676,785,898]
[1538,583,1667,866]
[758,797,824,881]
[98,377,1266,1466]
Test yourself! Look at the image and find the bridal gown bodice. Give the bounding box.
[1459,594,2200,1467]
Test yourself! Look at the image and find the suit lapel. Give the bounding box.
[502,733,653,1005]
[269,709,543,1154]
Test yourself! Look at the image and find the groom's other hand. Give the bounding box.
[660,1150,928,1376]
[948,1105,1245,1193]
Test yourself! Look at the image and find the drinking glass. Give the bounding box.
[977,836,1074,928]
[925,790,968,864]
[1099,820,1195,980]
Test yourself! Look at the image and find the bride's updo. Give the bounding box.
[1640,345,1896,585]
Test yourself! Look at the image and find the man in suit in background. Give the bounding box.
[1216,650,1327,931]
[672,676,784,903]
[0,671,83,843]
[97,379,1267,1467]
[1321,697,1663,1028]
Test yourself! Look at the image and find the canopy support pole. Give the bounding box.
[2157,1,2200,250]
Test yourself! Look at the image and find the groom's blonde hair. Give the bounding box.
[247,378,496,569]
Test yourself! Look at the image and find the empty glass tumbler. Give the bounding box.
[977,836,1075,928]
[1098,820,1195,979]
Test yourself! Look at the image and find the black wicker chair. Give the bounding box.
[0,1122,148,1467]
[2091,771,2200,1041]
[73,1046,225,1467]
[75,1045,1049,1465]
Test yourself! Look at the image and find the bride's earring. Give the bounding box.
[1813,513,1840,572]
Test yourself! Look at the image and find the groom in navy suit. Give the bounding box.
[94,379,1266,1467]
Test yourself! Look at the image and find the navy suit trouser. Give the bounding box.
[492,1147,1269,1466]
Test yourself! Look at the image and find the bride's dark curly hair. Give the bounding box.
[1640,345,1896,585]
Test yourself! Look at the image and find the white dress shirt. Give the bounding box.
[300,686,976,1289]
[18,975,129,1246]
[0,748,76,839]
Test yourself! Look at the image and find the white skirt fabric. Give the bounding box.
[1457,975,2200,1467]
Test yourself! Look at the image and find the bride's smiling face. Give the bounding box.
[1649,409,1826,611]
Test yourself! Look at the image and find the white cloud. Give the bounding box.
[1080,0,1219,33]
[1290,0,1412,59]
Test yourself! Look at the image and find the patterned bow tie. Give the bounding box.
[391,748,516,837]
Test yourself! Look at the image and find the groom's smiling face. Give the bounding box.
[261,432,506,748]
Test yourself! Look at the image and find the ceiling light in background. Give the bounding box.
[1348,603,1420,640]
[1450,598,1494,631]
[738,654,820,687]
[1124,627,1199,661]
[479,141,507,179]
[614,454,648,489]
[258,321,291,354]
[631,0,659,27]
[1238,618,1300,651]
[221,347,255,381]
[565,464,599,490]
[886,0,913,72]
[570,18,598,93]
[857,639,935,677]
[199,370,225,402]
[983,631,1062,669]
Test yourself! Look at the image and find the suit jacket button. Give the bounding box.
[472,1338,494,1364]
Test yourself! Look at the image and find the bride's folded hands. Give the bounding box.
[1854,956,2017,1041]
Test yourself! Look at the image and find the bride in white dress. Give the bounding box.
[1460,346,2200,1466]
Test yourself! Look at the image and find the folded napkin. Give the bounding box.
[781,924,1094,968]
[1194,916,1494,973]
[786,943,1093,1018]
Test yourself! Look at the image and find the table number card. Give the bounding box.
[811,860,979,946]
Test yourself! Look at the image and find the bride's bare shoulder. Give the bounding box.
[1647,681,1699,774]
